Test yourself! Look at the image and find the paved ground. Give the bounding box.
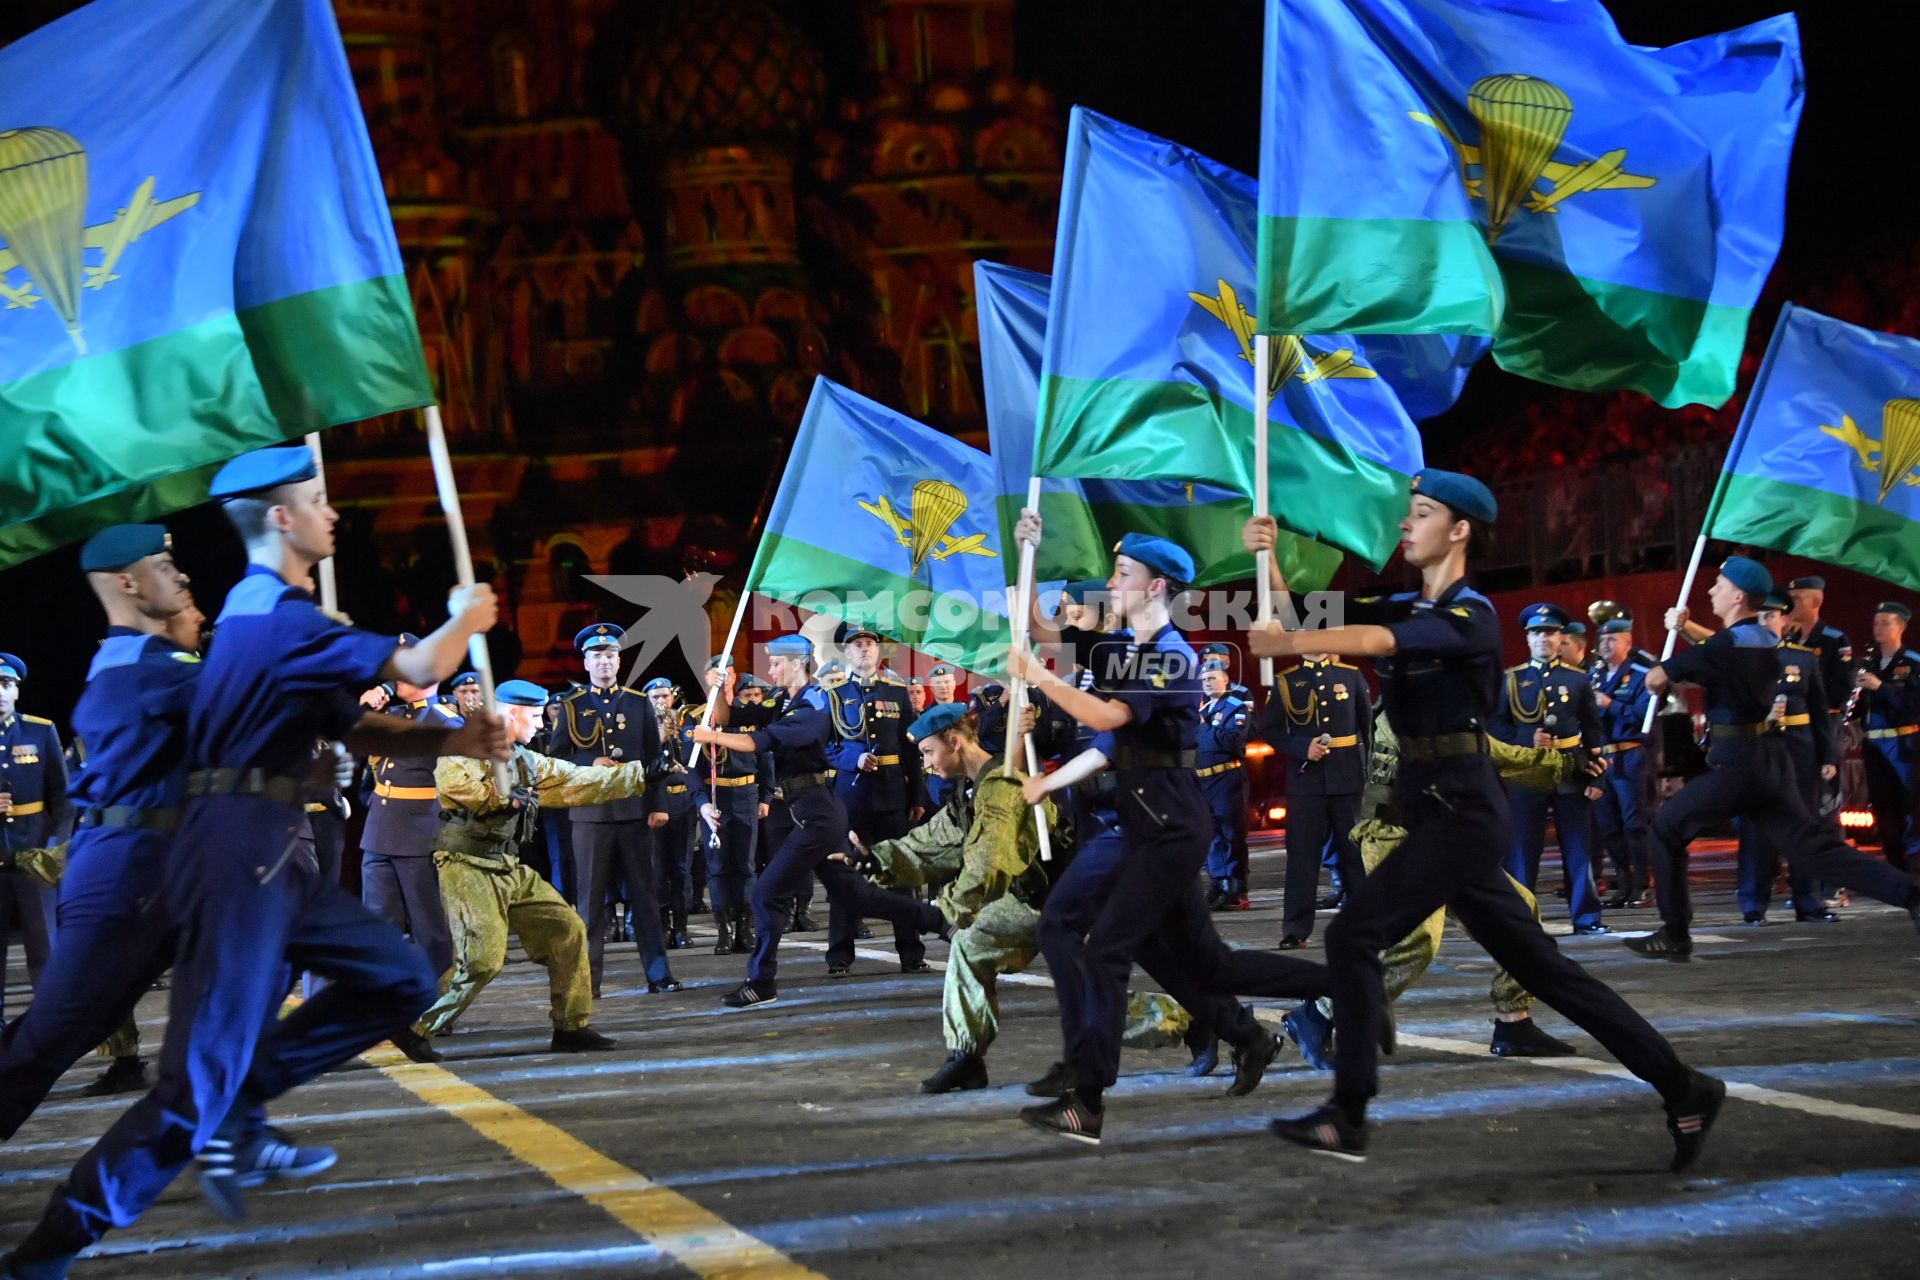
[3,837,1917,1279]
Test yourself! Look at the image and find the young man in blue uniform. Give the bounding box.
[690,656,769,955]
[1490,604,1609,935]
[1590,617,1657,908]
[1247,471,1721,1168]
[0,653,71,1031]
[1734,591,1836,924]
[1265,651,1370,946]
[1853,601,1918,871]
[1782,577,1853,823]
[1196,656,1253,911]
[643,677,697,951]
[0,527,193,1129]
[1630,563,1920,962]
[0,447,510,1279]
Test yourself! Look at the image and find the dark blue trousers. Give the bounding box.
[0,865,55,1024]
[35,795,437,1253]
[1736,733,1824,918]
[1281,791,1361,939]
[747,787,849,984]
[1506,787,1603,930]
[1199,767,1250,889]
[828,809,925,969]
[570,818,672,990]
[1591,744,1653,891]
[1862,741,1915,871]
[359,850,452,977]
[702,785,759,913]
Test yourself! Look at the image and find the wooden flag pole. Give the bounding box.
[1253,335,1275,687]
[422,404,511,796]
[303,432,338,615]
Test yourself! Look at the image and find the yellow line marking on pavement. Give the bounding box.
[361,1044,826,1279]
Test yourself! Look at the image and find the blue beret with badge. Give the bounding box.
[1563,621,1587,638]
[1061,579,1106,606]
[0,652,25,681]
[1600,618,1634,636]
[835,619,881,646]
[1114,531,1195,584]
[1410,468,1497,523]
[79,524,170,573]
[449,671,479,690]
[494,679,548,707]
[1518,602,1569,631]
[642,677,673,694]
[575,623,624,653]
[706,653,735,670]
[928,662,957,677]
[910,701,969,741]
[765,633,813,658]
[1759,588,1791,612]
[208,445,317,498]
[1875,600,1913,623]
[1787,575,1825,592]
[1718,556,1772,599]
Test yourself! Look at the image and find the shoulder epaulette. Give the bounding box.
[1330,661,1360,671]
[819,671,850,691]
[558,687,588,703]
[21,714,53,726]
[1504,662,1530,675]
[1783,641,1815,654]
[618,685,645,697]
[1274,662,1303,679]
[876,672,909,687]
[431,701,462,720]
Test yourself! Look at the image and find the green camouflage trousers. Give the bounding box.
[941,895,1189,1054]
[414,853,592,1037]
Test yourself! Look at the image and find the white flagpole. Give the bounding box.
[422,404,510,796]
[1254,335,1275,687]
[303,432,338,615]
[686,589,751,770]
[1006,474,1053,860]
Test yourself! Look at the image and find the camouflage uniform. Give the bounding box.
[413,747,646,1039]
[868,760,1186,1054]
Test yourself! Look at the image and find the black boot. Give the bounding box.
[920,1050,989,1094]
[670,908,692,950]
[552,1026,618,1052]
[732,905,755,953]
[712,911,733,955]
[789,904,820,932]
[661,906,679,949]
[81,1055,149,1096]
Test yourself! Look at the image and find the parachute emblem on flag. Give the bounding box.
[858,480,999,574]
[1409,74,1656,243]
[1818,401,1920,504]
[1187,278,1376,392]
[0,126,200,353]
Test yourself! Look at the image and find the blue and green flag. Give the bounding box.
[1033,108,1476,570]
[1708,305,1920,592]
[749,378,1010,674]
[0,0,432,568]
[1256,0,1803,409]
[976,260,1343,592]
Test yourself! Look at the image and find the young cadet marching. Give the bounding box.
[1490,604,1610,935]
[1853,600,1919,870]
[1195,655,1253,911]
[1263,650,1371,947]
[1248,471,1722,1168]
[357,633,458,976]
[0,447,509,1278]
[824,621,928,976]
[549,624,679,995]
[394,680,632,1062]
[0,527,196,1131]
[1590,617,1657,909]
[689,656,769,956]
[1630,560,1920,963]
[0,652,72,1029]
[642,677,697,950]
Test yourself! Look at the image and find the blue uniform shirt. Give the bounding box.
[1776,642,1837,772]
[826,673,918,815]
[69,628,200,815]
[1593,655,1654,744]
[747,684,833,778]
[1262,658,1371,796]
[1,709,73,854]
[1660,618,1783,764]
[1490,657,1603,757]
[1195,691,1251,768]
[361,698,464,856]
[548,683,661,822]
[1344,579,1501,742]
[1089,623,1200,771]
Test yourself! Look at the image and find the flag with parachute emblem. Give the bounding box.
[0,0,433,568]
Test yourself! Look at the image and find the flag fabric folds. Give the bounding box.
[1256,0,1803,410]
[976,260,1343,592]
[1033,107,1462,571]
[1708,304,1920,592]
[748,377,1011,674]
[0,0,433,568]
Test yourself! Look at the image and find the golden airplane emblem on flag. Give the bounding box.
[1188,278,1378,394]
[858,480,999,574]
[1818,400,1920,504]
[0,127,201,354]
[1410,73,1656,243]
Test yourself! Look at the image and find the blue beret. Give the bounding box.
[208,446,317,498]
[1718,556,1772,599]
[1200,656,1230,673]
[1759,588,1791,612]
[1518,602,1568,631]
[1875,601,1912,623]
[1411,468,1497,523]
[1600,618,1634,635]
[835,619,881,645]
[928,662,957,677]
[0,652,24,681]
[575,623,624,652]
[642,678,673,694]
[706,654,735,670]
[740,673,771,691]
[79,524,170,572]
[766,634,812,657]
[910,701,969,741]
[448,671,480,690]
[1787,576,1825,592]
[1563,621,1587,638]
[1114,532,1195,583]
[494,679,548,707]
[1200,642,1233,657]
[1061,579,1106,606]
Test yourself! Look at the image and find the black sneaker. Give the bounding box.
[392,1028,443,1064]
[1025,1060,1079,1097]
[647,978,684,993]
[1270,1104,1367,1162]
[1625,926,1694,961]
[1227,1023,1283,1097]
[1019,1095,1102,1145]
[1665,1069,1727,1173]
[80,1056,149,1096]
[197,1123,337,1222]
[1489,1018,1578,1058]
[826,961,853,978]
[1794,909,1838,923]
[552,1027,617,1053]
[1315,891,1345,910]
[1276,935,1308,951]
[921,1051,989,1094]
[1283,1002,1333,1072]
[721,981,778,1009]
[900,959,932,974]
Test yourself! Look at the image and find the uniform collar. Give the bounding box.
[1528,656,1554,671]
[0,713,12,730]
[1302,657,1328,669]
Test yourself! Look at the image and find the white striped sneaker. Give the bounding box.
[721,981,778,1009]
[1019,1095,1103,1145]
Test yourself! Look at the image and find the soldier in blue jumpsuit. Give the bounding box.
[1196,657,1253,910]
[1251,472,1721,1168]
[1590,618,1657,908]
[1265,654,1370,945]
[1491,604,1609,934]
[689,657,770,955]
[0,655,69,1029]
[1735,591,1836,924]
[1629,561,1920,962]
[1782,576,1853,824]
[0,527,194,1130]
[358,634,458,976]
[1853,601,1918,871]
[549,625,678,995]
[0,447,510,1277]
[826,622,927,975]
[691,636,930,1008]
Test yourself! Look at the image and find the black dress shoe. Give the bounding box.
[1025,1060,1078,1097]
[1794,909,1838,923]
[392,1028,443,1064]
[647,978,684,993]
[552,1026,617,1052]
[1270,1104,1367,1162]
[1020,1094,1102,1145]
[789,909,820,932]
[855,925,874,940]
[900,959,932,974]
[921,1051,989,1094]
[1665,1068,1726,1172]
[81,1056,150,1096]
[1624,926,1693,961]
[826,961,853,978]
[721,980,777,1009]
[1489,1018,1578,1057]
[1227,1024,1282,1097]
[1600,891,1631,909]
[1276,935,1308,951]
[1315,891,1345,910]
